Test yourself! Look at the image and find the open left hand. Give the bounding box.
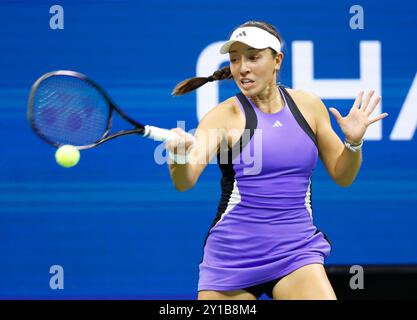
[328,90,389,144]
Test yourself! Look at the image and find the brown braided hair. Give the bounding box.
[171,21,283,96]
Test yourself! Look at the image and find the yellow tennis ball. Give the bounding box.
[55,145,80,168]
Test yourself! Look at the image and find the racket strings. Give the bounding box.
[31,75,109,146]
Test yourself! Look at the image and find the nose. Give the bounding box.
[239,58,250,75]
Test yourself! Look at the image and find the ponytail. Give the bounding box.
[171,66,233,96]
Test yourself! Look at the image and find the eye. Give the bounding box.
[250,55,259,61]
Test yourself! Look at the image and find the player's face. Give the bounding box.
[229,42,282,97]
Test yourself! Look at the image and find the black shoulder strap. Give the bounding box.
[279,85,318,147]
[235,92,257,140]
[217,93,258,166]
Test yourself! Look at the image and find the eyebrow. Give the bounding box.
[229,48,260,53]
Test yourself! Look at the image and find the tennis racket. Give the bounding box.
[27,70,178,150]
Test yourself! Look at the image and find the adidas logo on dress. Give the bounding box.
[272,120,282,127]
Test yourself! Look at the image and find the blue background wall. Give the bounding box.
[0,0,416,299]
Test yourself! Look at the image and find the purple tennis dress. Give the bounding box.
[198,85,331,292]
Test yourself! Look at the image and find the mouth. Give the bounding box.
[241,79,255,89]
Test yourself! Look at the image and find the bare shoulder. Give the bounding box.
[285,88,328,133]
[286,88,324,107]
[287,88,330,119]
[217,97,241,116]
[199,97,243,128]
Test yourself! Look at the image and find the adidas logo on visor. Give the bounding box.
[235,31,247,38]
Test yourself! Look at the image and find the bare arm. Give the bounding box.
[166,100,234,191]
[314,96,362,187]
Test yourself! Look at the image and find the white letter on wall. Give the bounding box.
[390,73,417,140]
[49,5,64,30]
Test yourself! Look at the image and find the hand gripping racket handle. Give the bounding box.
[143,125,179,142]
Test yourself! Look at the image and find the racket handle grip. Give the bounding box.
[144,125,178,142]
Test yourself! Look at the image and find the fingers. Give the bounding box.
[358,90,381,116]
[170,127,187,136]
[353,91,364,109]
[165,128,195,154]
[329,107,343,121]
[365,95,382,116]
[360,90,374,111]
[368,112,389,125]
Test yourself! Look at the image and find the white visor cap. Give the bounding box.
[219,26,281,54]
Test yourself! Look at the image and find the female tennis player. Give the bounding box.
[165,20,388,300]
